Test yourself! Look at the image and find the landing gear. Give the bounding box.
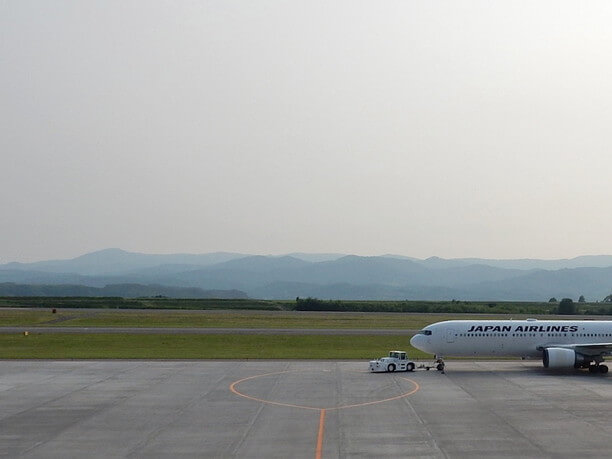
[588,364,608,374]
[415,357,446,372]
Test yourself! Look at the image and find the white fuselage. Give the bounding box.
[410,319,612,358]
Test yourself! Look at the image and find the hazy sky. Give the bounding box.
[2,1,612,263]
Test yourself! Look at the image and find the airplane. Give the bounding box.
[410,318,612,373]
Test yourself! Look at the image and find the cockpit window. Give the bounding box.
[417,330,432,336]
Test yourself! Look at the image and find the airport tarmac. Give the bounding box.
[0,360,610,458]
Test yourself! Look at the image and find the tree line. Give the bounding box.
[295,297,612,315]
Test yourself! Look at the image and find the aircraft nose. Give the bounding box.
[410,334,425,351]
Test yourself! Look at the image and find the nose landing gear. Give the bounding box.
[415,356,446,373]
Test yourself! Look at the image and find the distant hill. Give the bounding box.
[1,249,611,301]
[467,267,612,302]
[407,255,612,271]
[0,282,247,299]
[286,253,346,263]
[1,248,248,276]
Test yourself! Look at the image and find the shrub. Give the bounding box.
[558,298,576,315]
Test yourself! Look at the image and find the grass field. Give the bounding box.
[0,309,564,329]
[0,297,290,310]
[1,306,608,360]
[0,334,432,360]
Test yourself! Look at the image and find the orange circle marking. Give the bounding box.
[229,369,420,411]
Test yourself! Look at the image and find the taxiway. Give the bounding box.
[1,360,610,458]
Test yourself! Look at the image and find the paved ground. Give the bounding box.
[1,360,610,458]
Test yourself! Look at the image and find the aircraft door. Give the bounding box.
[446,329,456,343]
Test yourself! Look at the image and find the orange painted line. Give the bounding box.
[229,370,321,411]
[230,370,420,411]
[328,377,420,411]
[229,371,421,459]
[315,409,326,459]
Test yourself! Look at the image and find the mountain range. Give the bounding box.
[1,249,611,301]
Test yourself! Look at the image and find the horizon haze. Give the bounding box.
[2,1,612,263]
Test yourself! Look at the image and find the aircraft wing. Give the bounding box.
[546,343,612,356]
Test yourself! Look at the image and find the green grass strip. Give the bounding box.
[0,334,432,360]
[1,309,557,329]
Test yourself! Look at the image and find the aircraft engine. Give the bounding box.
[543,347,588,369]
